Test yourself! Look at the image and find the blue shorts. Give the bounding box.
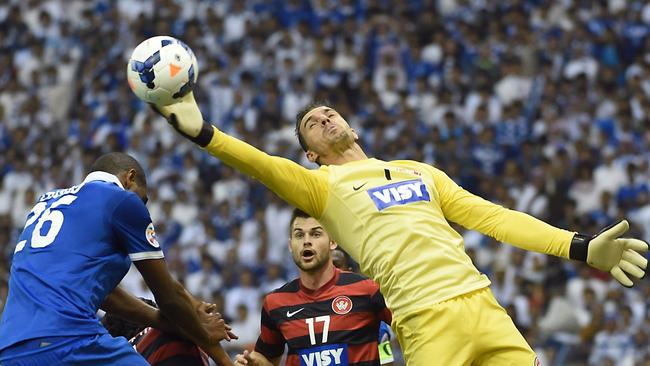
[0,333,149,366]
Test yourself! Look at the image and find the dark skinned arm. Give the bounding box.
[100,286,174,333]
[134,259,235,361]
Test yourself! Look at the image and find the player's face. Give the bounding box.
[118,169,149,204]
[130,184,148,205]
[299,106,358,163]
[289,216,337,272]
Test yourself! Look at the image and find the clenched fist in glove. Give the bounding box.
[150,92,214,147]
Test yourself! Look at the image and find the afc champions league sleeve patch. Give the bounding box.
[367,179,430,211]
[299,344,349,366]
[145,222,160,248]
[332,296,352,315]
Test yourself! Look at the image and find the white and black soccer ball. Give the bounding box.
[126,36,198,106]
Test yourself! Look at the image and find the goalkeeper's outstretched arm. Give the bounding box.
[429,165,648,287]
[150,92,329,219]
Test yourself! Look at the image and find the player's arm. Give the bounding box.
[243,297,285,365]
[101,286,173,333]
[429,165,648,286]
[134,260,233,349]
[376,317,395,365]
[234,350,279,366]
[204,341,235,366]
[151,92,328,218]
[101,286,233,365]
[369,283,392,325]
[368,284,394,365]
[111,193,234,352]
[428,165,574,257]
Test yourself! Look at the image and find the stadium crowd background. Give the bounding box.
[1,0,650,365]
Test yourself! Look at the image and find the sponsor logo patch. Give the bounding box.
[367,179,430,210]
[145,222,160,248]
[332,296,352,315]
[298,343,348,366]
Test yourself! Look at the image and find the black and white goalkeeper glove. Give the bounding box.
[150,92,214,147]
[569,220,648,287]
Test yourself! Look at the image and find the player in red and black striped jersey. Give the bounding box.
[235,209,392,366]
[102,298,233,366]
[130,326,211,366]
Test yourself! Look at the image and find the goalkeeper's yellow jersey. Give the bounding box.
[205,129,575,315]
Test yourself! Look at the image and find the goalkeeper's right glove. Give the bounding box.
[569,220,648,287]
[150,92,214,147]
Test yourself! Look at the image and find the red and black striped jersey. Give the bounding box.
[130,327,209,366]
[255,268,392,366]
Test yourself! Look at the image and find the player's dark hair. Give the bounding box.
[101,298,157,340]
[295,100,330,152]
[289,208,311,235]
[332,248,350,270]
[89,152,146,186]
[332,247,360,273]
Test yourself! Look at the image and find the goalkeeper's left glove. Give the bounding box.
[150,92,214,147]
[569,220,648,287]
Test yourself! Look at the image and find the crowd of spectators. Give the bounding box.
[1,0,650,364]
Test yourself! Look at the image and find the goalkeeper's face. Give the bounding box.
[299,106,359,164]
[289,216,337,273]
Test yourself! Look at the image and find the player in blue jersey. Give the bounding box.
[0,152,234,366]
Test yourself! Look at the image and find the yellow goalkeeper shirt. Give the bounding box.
[205,128,575,314]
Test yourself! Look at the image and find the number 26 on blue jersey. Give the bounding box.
[15,195,78,253]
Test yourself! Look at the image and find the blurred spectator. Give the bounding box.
[222,304,260,357]
[589,317,635,365]
[224,268,260,321]
[185,254,223,301]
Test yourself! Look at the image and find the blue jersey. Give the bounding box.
[0,172,164,351]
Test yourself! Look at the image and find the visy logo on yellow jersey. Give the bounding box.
[367,179,430,210]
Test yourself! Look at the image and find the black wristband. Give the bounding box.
[193,120,215,147]
[569,233,591,262]
[149,103,215,148]
[168,114,214,148]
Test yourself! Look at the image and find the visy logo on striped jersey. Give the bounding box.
[298,343,348,366]
[367,179,430,211]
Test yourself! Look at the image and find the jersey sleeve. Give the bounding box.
[369,285,392,325]
[204,127,329,218]
[426,165,575,259]
[111,193,164,261]
[254,298,286,359]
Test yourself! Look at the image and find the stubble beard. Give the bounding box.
[328,129,355,151]
[293,252,327,273]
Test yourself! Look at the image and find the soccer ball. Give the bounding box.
[126,36,198,106]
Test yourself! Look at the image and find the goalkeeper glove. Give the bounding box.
[569,220,648,287]
[150,92,214,147]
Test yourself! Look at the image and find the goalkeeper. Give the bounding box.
[153,94,648,365]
